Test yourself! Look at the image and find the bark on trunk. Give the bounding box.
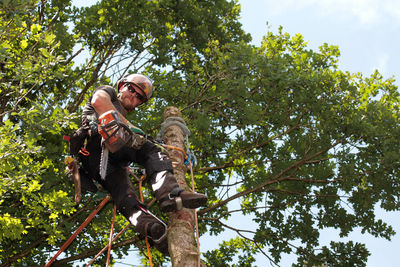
[162,107,203,267]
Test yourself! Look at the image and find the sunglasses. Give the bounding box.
[126,83,147,103]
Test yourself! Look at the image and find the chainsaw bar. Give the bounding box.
[99,144,109,180]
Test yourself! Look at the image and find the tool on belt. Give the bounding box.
[65,156,82,204]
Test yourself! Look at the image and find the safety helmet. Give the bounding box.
[116,73,153,102]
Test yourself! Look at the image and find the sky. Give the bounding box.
[237,1,400,266]
[70,0,400,266]
[240,0,400,83]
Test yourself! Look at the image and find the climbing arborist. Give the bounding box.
[68,73,207,255]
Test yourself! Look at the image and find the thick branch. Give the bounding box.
[198,139,342,215]
[68,41,118,113]
[0,237,46,267]
[52,237,142,266]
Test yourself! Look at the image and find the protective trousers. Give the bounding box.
[80,134,179,223]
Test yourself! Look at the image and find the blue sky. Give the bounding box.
[238,1,400,266]
[240,0,400,83]
[71,0,400,266]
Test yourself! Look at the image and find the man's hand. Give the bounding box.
[91,89,130,125]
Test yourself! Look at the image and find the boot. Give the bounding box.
[147,222,169,255]
[129,209,169,255]
[159,187,208,212]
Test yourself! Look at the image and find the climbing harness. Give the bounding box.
[57,114,202,266]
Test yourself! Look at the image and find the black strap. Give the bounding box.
[159,187,184,203]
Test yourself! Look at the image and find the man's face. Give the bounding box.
[118,83,146,111]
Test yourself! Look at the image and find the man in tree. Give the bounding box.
[71,73,207,254]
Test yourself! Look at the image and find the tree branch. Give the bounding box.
[52,236,142,266]
[198,139,343,215]
[0,237,46,267]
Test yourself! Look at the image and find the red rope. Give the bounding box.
[85,223,131,266]
[45,196,110,267]
[106,203,117,267]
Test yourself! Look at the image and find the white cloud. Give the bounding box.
[324,0,380,25]
[263,0,400,26]
[373,53,389,74]
[383,0,400,22]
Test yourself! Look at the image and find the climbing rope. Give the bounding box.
[45,195,132,267]
[86,173,154,266]
[160,145,201,266]
[45,195,111,267]
[85,223,130,267]
[189,159,201,267]
[106,204,117,267]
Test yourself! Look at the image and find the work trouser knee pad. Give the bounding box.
[144,151,173,178]
[117,195,141,219]
[151,171,179,199]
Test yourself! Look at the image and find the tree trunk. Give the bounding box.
[162,107,203,267]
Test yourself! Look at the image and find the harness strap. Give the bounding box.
[159,187,184,203]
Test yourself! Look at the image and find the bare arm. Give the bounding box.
[91,90,129,124]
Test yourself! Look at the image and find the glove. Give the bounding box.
[126,121,146,135]
[126,121,147,149]
[88,120,98,136]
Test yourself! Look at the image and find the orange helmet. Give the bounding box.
[116,73,153,102]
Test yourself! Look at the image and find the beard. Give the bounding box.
[118,94,135,113]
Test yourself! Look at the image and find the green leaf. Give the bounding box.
[44,33,56,44]
[39,48,50,57]
[20,39,28,49]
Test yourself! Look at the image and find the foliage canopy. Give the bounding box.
[1,0,400,266]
